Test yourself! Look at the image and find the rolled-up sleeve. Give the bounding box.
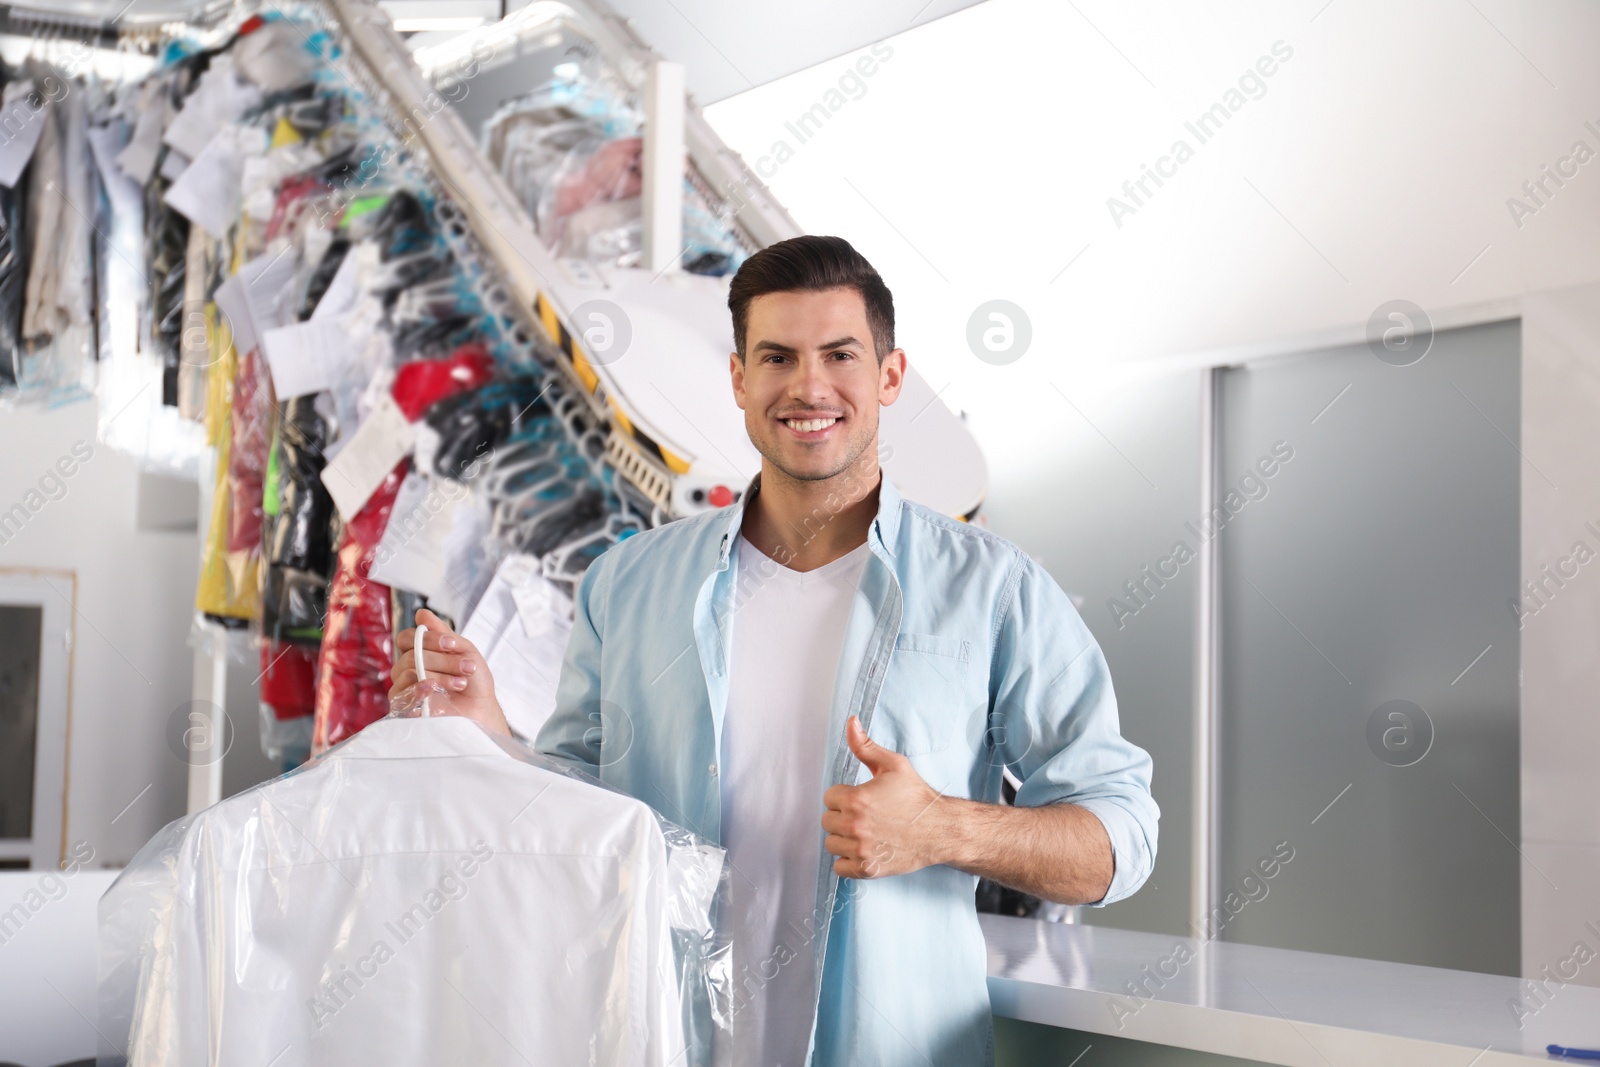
[989,554,1159,906]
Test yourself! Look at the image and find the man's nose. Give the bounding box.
[792,356,832,405]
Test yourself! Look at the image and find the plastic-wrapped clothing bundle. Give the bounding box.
[147,173,191,407]
[99,706,731,1066]
[196,311,260,621]
[311,460,405,753]
[259,390,335,756]
[538,135,642,260]
[177,224,214,419]
[214,344,271,615]
[0,150,24,388]
[263,395,336,636]
[491,91,744,276]
[257,636,317,761]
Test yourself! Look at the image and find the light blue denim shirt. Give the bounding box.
[534,471,1158,1066]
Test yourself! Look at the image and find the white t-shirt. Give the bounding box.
[722,531,870,1067]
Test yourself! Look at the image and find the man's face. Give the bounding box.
[731,287,906,484]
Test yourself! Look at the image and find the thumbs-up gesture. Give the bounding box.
[821,715,947,880]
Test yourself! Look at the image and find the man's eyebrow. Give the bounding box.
[750,336,867,354]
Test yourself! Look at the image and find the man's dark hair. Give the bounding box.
[728,235,895,362]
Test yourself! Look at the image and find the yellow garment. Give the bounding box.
[195,306,259,619]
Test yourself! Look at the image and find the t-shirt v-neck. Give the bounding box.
[737,533,871,585]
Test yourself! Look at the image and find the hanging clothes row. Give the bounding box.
[0,45,103,404]
[87,9,649,764]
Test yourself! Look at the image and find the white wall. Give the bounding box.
[0,401,198,868]
[1520,280,1600,991]
[704,0,1600,470]
[0,869,119,1066]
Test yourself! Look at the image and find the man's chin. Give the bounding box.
[761,442,876,485]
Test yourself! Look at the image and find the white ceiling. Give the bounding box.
[588,0,989,105]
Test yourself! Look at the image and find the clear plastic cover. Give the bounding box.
[100,683,732,1066]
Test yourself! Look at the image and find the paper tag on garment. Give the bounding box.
[162,58,261,160]
[437,491,489,623]
[0,82,49,188]
[368,470,459,598]
[320,391,415,521]
[163,124,266,238]
[311,252,362,324]
[260,319,351,399]
[158,146,189,182]
[213,246,300,358]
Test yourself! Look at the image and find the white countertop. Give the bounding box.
[982,913,1600,1066]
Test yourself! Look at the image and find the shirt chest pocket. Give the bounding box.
[868,633,973,756]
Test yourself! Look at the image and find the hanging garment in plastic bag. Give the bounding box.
[263,394,337,636]
[257,635,317,762]
[0,149,24,389]
[147,180,191,408]
[100,686,731,1067]
[537,135,642,259]
[260,391,338,756]
[196,309,260,621]
[311,460,405,753]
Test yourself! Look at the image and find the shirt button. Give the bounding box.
[709,763,718,776]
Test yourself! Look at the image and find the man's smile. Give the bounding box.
[779,413,844,439]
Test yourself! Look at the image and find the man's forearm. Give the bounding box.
[926,797,1114,906]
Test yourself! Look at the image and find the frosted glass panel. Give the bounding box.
[981,370,1202,937]
[1217,319,1520,974]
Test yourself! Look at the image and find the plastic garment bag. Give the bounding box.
[99,687,732,1066]
[0,159,23,388]
[195,310,260,621]
[146,174,190,407]
[311,460,405,753]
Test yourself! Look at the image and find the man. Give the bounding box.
[394,235,1158,1066]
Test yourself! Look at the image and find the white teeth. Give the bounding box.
[784,418,837,432]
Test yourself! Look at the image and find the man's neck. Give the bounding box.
[740,453,882,573]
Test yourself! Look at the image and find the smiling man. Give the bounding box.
[394,235,1158,1066]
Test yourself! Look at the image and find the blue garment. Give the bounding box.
[534,471,1159,1066]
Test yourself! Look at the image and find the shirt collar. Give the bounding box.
[718,466,901,567]
[327,715,511,760]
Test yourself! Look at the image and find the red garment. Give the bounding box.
[311,461,406,753]
[266,176,328,244]
[260,639,318,721]
[391,343,496,421]
[225,347,271,554]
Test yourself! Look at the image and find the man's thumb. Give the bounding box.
[847,715,892,775]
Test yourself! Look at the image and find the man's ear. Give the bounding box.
[879,348,908,406]
[730,350,747,410]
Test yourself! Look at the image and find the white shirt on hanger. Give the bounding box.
[721,532,870,1067]
[106,716,720,1067]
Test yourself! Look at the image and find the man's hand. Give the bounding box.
[391,608,512,738]
[820,714,1118,903]
[821,716,946,880]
